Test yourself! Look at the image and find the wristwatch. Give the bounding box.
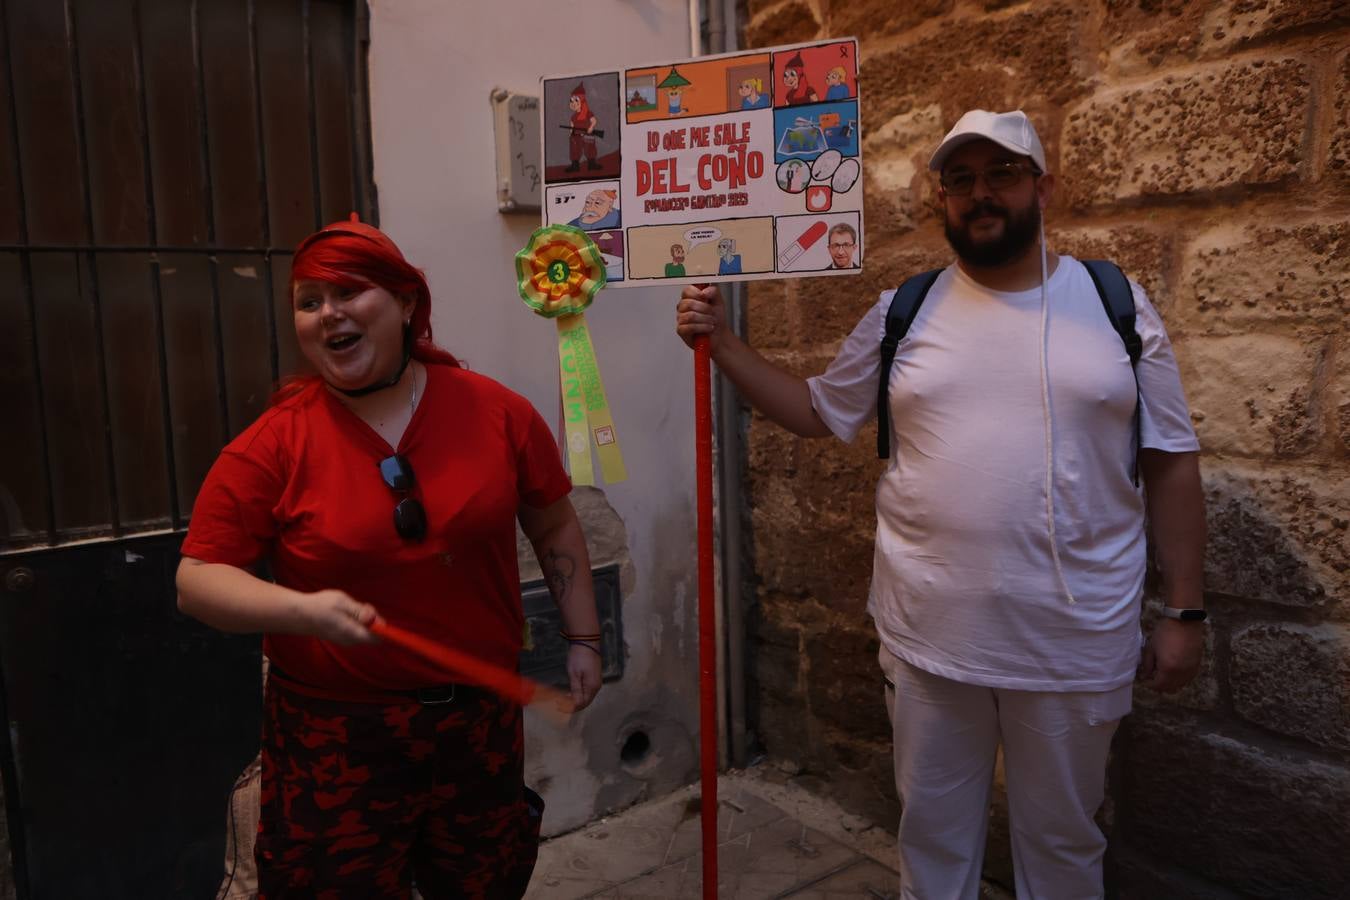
[1160,607,1208,623]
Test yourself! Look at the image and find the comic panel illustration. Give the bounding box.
[624,54,772,124]
[544,181,625,282]
[775,210,862,273]
[772,40,858,108]
[626,216,774,281]
[546,181,623,230]
[543,73,622,184]
[590,228,625,284]
[773,143,861,215]
[773,102,860,165]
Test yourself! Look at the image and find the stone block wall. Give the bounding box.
[736,1,1349,896]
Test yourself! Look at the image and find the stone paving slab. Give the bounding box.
[525,769,902,899]
[784,859,901,899]
[612,817,859,898]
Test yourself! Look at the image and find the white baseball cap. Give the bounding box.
[928,109,1047,173]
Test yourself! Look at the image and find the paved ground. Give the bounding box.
[525,767,904,899]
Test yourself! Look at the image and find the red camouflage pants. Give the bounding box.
[255,677,541,899]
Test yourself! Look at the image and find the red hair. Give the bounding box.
[273,220,461,404]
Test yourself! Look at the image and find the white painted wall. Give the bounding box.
[368,0,700,835]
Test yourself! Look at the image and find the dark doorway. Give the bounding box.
[0,0,375,896]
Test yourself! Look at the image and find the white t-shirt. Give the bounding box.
[807,257,1199,691]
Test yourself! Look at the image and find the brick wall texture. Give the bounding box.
[737,1,1350,896]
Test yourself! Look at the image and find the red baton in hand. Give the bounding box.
[370,617,576,724]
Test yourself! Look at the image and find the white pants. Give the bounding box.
[879,648,1131,900]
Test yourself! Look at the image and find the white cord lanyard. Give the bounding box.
[1037,221,1076,605]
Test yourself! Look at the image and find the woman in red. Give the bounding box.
[176,218,601,898]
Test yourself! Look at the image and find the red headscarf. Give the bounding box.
[570,84,592,123]
[275,216,460,403]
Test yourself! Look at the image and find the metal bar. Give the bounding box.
[13,254,51,544]
[719,282,749,768]
[0,243,294,254]
[693,334,719,898]
[1,0,57,553]
[246,0,279,383]
[0,608,28,899]
[301,0,322,229]
[704,0,748,770]
[191,0,232,441]
[348,0,364,218]
[128,0,158,248]
[129,0,181,528]
[343,0,361,220]
[0,0,42,886]
[353,0,376,224]
[66,0,122,536]
[0,525,180,557]
[146,255,181,525]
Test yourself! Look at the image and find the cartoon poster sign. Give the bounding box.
[540,38,862,287]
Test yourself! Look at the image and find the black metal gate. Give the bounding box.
[0,0,375,895]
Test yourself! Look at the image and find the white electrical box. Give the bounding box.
[490,88,541,213]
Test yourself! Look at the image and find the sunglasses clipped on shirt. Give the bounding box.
[378,454,427,542]
[939,161,1042,196]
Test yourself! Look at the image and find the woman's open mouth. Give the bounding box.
[326,333,362,352]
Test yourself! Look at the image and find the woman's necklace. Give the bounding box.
[409,363,418,416]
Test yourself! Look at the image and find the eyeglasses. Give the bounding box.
[828,241,855,250]
[378,454,427,542]
[940,161,1041,197]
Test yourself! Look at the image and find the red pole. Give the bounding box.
[693,332,718,898]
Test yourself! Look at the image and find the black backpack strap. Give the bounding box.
[1081,259,1143,485]
[877,269,942,459]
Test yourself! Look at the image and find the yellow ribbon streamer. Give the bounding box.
[557,316,595,486]
[557,314,626,485]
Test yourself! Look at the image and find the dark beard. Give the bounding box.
[944,198,1040,268]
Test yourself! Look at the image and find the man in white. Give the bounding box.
[675,110,1206,898]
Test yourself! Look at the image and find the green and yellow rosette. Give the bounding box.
[515,225,626,486]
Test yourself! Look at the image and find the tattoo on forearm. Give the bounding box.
[542,548,576,604]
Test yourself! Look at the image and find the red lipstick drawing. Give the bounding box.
[778,220,828,268]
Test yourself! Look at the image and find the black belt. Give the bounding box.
[268,663,463,706]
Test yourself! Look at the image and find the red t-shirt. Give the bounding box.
[180,363,571,691]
